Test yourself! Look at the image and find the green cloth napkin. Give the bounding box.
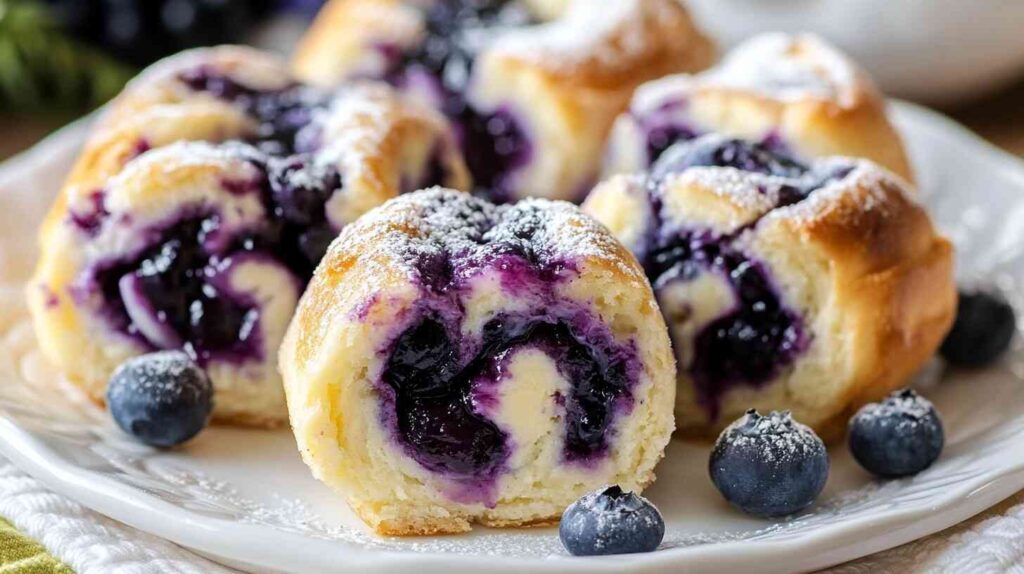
[0,517,72,574]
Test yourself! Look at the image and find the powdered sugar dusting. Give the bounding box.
[853,389,938,426]
[631,32,867,118]
[489,0,713,83]
[717,410,826,467]
[666,167,792,213]
[334,188,645,290]
[492,0,640,68]
[110,350,209,403]
[704,33,864,107]
[777,158,915,227]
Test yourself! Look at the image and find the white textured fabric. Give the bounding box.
[3,441,1023,574]
[827,491,1024,573]
[0,456,236,574]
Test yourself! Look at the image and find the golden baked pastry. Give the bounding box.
[584,134,954,440]
[293,0,714,202]
[280,188,676,535]
[28,46,468,427]
[605,33,913,183]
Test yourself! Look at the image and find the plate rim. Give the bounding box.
[2,101,1024,574]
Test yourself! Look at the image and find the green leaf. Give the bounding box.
[0,0,135,112]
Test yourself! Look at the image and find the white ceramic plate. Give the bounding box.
[682,0,1024,105]
[1,102,1023,574]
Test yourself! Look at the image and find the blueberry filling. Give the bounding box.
[643,137,853,417]
[74,64,461,365]
[645,124,700,167]
[649,231,808,416]
[371,194,639,486]
[69,190,110,237]
[90,214,264,365]
[652,137,807,182]
[261,155,344,275]
[84,152,344,361]
[382,312,634,481]
[179,67,329,156]
[381,0,534,202]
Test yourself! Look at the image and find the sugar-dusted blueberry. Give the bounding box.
[940,289,1016,368]
[107,351,213,447]
[848,389,944,478]
[709,410,829,517]
[559,485,665,556]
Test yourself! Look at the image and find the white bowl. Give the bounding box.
[684,0,1024,105]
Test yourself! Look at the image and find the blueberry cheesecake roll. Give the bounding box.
[293,0,714,203]
[583,135,954,440]
[28,47,468,427]
[605,33,913,183]
[279,189,675,535]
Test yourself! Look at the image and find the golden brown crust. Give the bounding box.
[487,0,714,92]
[292,0,714,201]
[779,172,955,440]
[280,189,676,536]
[608,34,913,183]
[29,47,469,429]
[690,87,912,183]
[584,160,954,440]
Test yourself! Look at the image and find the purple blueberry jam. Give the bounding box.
[383,312,634,482]
[72,65,458,367]
[646,124,700,167]
[642,136,854,417]
[649,231,808,417]
[652,136,807,181]
[381,0,534,202]
[261,155,344,275]
[179,67,329,156]
[374,193,641,496]
[89,213,267,365]
[69,190,110,237]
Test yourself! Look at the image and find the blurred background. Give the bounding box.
[0,0,1022,160]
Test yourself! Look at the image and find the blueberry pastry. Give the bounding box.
[582,135,955,440]
[293,0,714,203]
[605,33,913,183]
[279,189,676,535]
[28,47,469,427]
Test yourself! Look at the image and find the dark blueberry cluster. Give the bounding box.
[559,486,665,556]
[88,153,343,363]
[107,350,213,447]
[645,230,807,419]
[709,410,829,517]
[849,389,944,478]
[383,0,534,202]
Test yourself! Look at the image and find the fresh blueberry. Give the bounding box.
[848,389,944,478]
[709,410,829,517]
[559,485,665,556]
[107,351,213,447]
[940,289,1016,368]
